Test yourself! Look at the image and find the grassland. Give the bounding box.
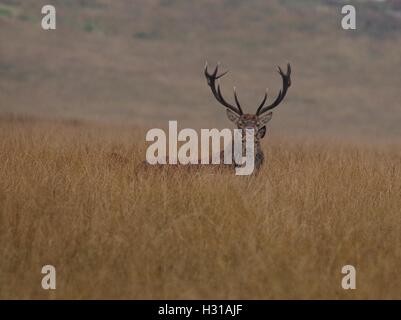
[1,0,401,300]
[0,117,400,299]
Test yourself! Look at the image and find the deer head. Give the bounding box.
[204,62,292,142]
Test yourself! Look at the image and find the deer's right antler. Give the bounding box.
[204,62,244,115]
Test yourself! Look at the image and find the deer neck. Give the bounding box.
[240,138,263,159]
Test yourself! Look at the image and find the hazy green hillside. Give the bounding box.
[1,0,401,140]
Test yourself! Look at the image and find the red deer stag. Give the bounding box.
[204,62,292,172]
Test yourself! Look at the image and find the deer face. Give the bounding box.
[226,110,272,141]
[204,62,291,143]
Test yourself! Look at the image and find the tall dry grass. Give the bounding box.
[0,118,400,299]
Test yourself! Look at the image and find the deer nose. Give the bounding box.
[242,127,256,138]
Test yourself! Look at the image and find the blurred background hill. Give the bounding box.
[1,0,401,140]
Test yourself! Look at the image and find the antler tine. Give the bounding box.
[286,63,292,86]
[205,62,227,77]
[233,87,244,115]
[216,70,228,79]
[256,63,292,115]
[204,62,243,115]
[217,82,240,114]
[256,88,268,115]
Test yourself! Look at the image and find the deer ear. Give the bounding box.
[257,126,266,139]
[259,112,273,126]
[226,109,240,123]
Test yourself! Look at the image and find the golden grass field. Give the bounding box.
[1,116,400,299]
[1,0,401,300]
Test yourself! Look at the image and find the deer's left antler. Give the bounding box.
[256,63,292,115]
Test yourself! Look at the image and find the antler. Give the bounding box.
[256,63,292,115]
[204,62,243,115]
